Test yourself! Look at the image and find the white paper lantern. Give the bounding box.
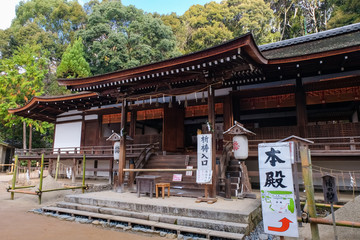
[233,135,248,159]
[113,141,120,160]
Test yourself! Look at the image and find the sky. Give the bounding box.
[0,0,219,30]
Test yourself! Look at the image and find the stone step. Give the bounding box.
[41,206,245,240]
[64,195,252,224]
[55,202,248,234]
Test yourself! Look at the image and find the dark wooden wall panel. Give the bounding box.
[83,120,99,147]
[163,106,184,152]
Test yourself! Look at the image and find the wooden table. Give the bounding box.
[136,175,161,198]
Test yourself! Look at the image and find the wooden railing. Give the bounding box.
[15,143,159,158]
[134,143,160,174]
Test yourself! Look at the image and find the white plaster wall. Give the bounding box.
[56,115,83,122]
[85,115,98,121]
[54,121,82,151]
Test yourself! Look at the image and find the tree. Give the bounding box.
[328,0,360,28]
[57,37,91,79]
[7,0,87,61]
[0,44,51,144]
[265,0,305,40]
[77,0,178,75]
[183,2,233,53]
[226,0,280,44]
[181,0,278,53]
[160,13,188,54]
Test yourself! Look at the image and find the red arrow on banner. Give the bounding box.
[268,217,293,232]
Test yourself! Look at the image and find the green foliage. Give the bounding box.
[227,0,280,43]
[328,0,360,28]
[265,0,306,40]
[182,0,279,53]
[8,0,87,61]
[183,2,233,53]
[57,37,91,79]
[43,74,70,96]
[76,0,178,75]
[160,13,188,54]
[0,44,49,132]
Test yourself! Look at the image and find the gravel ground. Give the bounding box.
[244,221,280,240]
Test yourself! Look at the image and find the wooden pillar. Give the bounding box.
[29,124,32,151]
[23,121,27,152]
[129,110,137,138]
[208,86,217,198]
[223,94,233,142]
[48,159,53,176]
[117,99,127,191]
[300,145,320,239]
[296,78,308,137]
[223,94,233,131]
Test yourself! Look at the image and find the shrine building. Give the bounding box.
[9,22,360,197]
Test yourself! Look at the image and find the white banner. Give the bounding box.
[258,142,298,238]
[197,134,212,184]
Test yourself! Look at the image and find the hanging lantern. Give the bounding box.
[223,121,256,160]
[155,97,159,107]
[113,141,120,160]
[195,92,198,102]
[233,135,249,159]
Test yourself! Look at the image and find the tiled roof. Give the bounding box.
[259,22,360,51]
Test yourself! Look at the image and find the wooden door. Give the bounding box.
[83,120,99,147]
[163,106,185,152]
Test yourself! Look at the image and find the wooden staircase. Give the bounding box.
[138,154,204,197]
[224,159,242,197]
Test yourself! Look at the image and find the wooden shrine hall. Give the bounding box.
[9,22,360,197]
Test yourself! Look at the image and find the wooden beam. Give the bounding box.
[123,168,197,172]
[117,99,128,192]
[207,85,216,198]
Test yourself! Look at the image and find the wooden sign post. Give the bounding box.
[195,133,217,204]
[322,175,338,240]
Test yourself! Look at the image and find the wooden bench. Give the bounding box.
[155,183,170,199]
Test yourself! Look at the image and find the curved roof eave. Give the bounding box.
[57,33,268,87]
[8,92,98,115]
